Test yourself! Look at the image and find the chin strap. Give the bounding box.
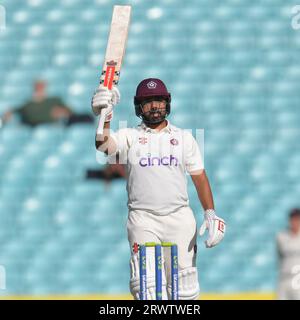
[142,118,166,125]
[138,104,168,125]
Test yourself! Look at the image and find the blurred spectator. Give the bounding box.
[86,153,126,186]
[276,208,300,300]
[86,163,126,184]
[2,80,93,126]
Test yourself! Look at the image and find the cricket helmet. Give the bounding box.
[134,78,171,124]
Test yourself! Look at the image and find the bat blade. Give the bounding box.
[97,5,131,135]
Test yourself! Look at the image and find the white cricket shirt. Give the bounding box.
[277,230,300,278]
[110,121,204,215]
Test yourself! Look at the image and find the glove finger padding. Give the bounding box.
[91,86,120,116]
[206,218,226,248]
[111,86,121,105]
[95,86,120,105]
[93,94,113,104]
[199,209,226,248]
[199,221,208,237]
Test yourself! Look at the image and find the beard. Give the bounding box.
[142,108,167,124]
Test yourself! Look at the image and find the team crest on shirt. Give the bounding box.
[170,138,179,145]
[139,137,148,144]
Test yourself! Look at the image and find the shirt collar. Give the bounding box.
[139,120,172,134]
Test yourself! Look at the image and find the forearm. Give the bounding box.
[96,121,110,147]
[191,170,214,211]
[196,171,226,248]
[95,121,116,154]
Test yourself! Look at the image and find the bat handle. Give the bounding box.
[96,108,106,135]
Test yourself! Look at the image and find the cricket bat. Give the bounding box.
[96,5,132,135]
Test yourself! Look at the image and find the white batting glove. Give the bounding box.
[199,209,226,248]
[91,86,120,121]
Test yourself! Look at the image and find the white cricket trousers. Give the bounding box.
[127,205,200,300]
[278,277,300,300]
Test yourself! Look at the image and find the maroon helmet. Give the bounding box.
[134,78,171,124]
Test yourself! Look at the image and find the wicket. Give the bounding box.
[139,242,178,300]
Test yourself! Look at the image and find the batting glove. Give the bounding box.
[91,86,120,121]
[199,209,226,248]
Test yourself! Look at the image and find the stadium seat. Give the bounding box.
[0,0,298,296]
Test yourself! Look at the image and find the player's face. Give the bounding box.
[141,99,167,122]
[290,215,300,233]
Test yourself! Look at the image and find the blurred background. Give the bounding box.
[0,0,300,299]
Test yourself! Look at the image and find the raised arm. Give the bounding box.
[92,86,120,155]
[95,122,118,155]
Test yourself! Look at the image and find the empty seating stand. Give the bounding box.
[0,0,298,296]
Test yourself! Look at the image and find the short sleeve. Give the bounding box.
[184,131,204,174]
[110,128,132,155]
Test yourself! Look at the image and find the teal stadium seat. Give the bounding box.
[0,0,299,296]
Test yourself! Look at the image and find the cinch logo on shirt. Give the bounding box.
[139,155,179,167]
